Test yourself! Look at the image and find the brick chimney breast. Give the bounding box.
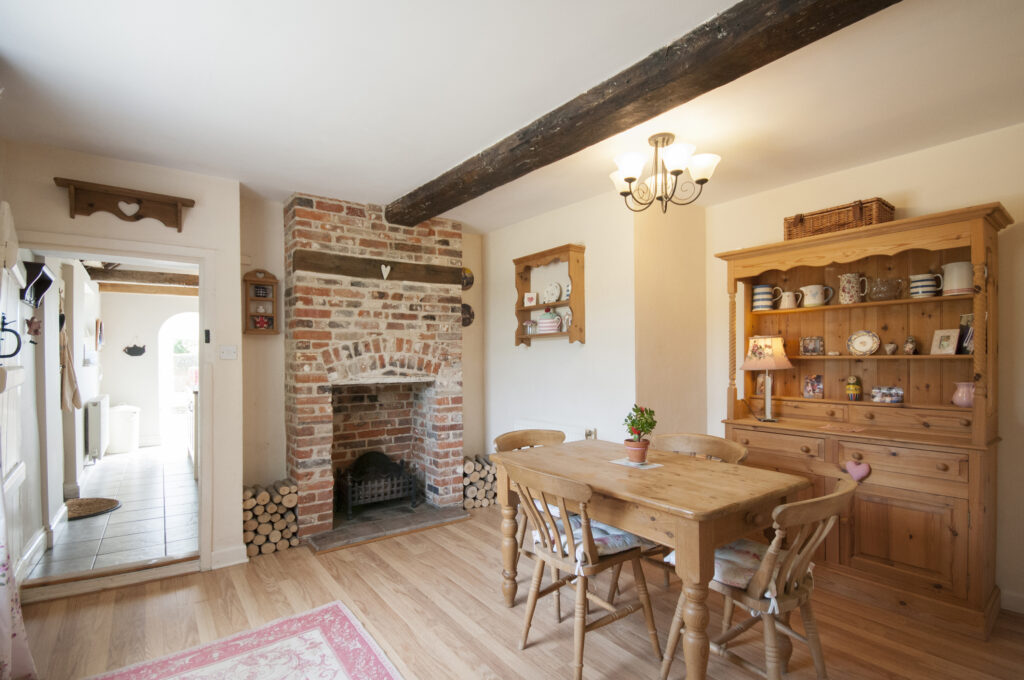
[284,194,464,537]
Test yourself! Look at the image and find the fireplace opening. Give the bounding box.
[336,451,419,520]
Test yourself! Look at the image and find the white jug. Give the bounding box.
[799,284,834,308]
[941,261,973,296]
[778,290,803,309]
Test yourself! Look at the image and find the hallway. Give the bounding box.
[28,446,198,580]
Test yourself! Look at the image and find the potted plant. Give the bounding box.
[623,404,657,463]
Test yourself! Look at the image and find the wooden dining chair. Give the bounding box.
[494,428,567,452]
[495,428,568,617]
[659,479,857,680]
[607,433,749,602]
[505,461,661,680]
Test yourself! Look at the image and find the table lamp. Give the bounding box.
[740,335,792,422]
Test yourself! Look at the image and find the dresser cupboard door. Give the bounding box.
[842,484,968,599]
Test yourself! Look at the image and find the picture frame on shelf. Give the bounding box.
[523,292,538,307]
[802,374,824,399]
[957,313,975,354]
[799,336,825,356]
[931,328,960,355]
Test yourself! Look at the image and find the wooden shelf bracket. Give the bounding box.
[54,177,195,232]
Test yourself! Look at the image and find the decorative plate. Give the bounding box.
[562,308,573,329]
[542,281,562,303]
[564,281,572,300]
[461,303,474,327]
[847,330,880,356]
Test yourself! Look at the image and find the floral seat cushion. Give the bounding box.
[664,538,772,589]
[532,516,644,566]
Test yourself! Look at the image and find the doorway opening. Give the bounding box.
[22,253,202,582]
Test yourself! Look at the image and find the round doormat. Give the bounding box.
[67,498,120,520]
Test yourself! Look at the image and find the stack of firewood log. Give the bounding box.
[242,478,300,557]
[463,456,496,510]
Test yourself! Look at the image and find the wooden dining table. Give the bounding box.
[492,439,810,680]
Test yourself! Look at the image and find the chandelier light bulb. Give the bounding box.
[608,170,630,195]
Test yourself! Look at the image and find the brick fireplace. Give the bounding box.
[284,194,464,537]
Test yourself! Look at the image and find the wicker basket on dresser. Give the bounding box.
[716,203,1014,639]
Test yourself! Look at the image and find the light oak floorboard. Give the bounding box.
[23,507,1024,680]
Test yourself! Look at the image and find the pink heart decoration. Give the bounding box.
[845,460,871,482]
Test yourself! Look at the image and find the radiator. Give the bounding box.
[85,394,110,460]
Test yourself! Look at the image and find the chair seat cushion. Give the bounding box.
[664,538,771,589]
[533,516,643,565]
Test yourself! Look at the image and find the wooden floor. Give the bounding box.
[23,507,1024,680]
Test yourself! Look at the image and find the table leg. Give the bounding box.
[497,467,520,607]
[670,520,714,680]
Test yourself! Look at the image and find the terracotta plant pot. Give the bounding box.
[624,439,650,464]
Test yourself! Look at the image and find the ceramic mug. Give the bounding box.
[778,290,803,309]
[941,261,973,296]
[799,284,834,308]
[838,273,868,305]
[909,272,943,298]
[752,284,782,311]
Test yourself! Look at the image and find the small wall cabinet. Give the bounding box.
[513,244,585,346]
[242,269,279,335]
[717,203,1013,639]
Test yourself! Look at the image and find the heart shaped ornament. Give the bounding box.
[381,264,392,280]
[845,460,871,482]
[118,200,141,217]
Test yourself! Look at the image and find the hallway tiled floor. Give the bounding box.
[28,445,198,580]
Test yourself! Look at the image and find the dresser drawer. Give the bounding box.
[749,399,846,422]
[849,406,973,438]
[838,441,968,497]
[732,429,825,462]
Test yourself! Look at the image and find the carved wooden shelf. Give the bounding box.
[243,269,279,335]
[513,244,585,346]
[54,177,195,232]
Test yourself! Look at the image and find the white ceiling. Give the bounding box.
[2,0,1023,233]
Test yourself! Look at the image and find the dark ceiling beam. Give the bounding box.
[384,0,902,226]
[85,267,198,287]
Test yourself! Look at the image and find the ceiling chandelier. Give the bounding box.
[609,133,720,213]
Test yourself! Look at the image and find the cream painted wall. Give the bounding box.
[4,139,246,569]
[99,292,199,444]
[239,187,286,485]
[461,231,486,458]
[634,206,707,433]
[704,122,1024,612]
[483,192,635,447]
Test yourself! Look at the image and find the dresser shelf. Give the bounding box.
[752,293,973,316]
[513,244,585,346]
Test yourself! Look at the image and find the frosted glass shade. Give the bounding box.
[608,170,630,195]
[688,153,721,183]
[661,143,695,173]
[614,152,646,181]
[740,336,792,371]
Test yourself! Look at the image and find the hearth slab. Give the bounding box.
[305,503,470,553]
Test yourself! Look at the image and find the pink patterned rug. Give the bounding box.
[89,601,403,679]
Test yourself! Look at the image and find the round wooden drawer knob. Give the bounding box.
[745,511,767,526]
[851,452,864,461]
[936,463,949,472]
[800,445,811,453]
[864,413,875,420]
[740,438,750,445]
[959,418,971,427]
[826,409,835,416]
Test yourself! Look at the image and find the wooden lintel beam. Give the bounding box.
[85,268,198,287]
[384,0,901,226]
[98,282,198,297]
[292,250,461,286]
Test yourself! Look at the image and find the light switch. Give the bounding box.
[218,345,238,360]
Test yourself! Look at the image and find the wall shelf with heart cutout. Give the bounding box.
[243,269,280,335]
[53,177,195,232]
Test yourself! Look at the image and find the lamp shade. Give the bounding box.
[608,170,630,195]
[661,142,695,173]
[740,335,792,371]
[614,152,646,181]
[688,153,721,183]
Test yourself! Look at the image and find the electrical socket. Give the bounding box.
[584,428,597,439]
